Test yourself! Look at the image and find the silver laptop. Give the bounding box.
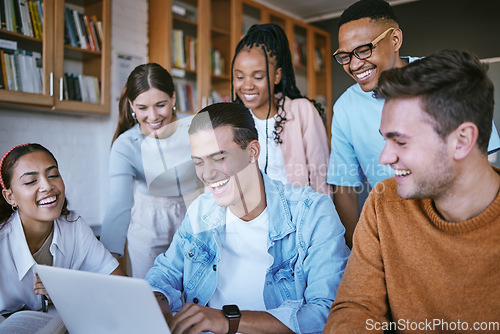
[35,265,171,334]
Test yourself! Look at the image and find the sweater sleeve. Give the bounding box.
[99,137,137,256]
[324,181,390,333]
[300,100,331,195]
[284,98,331,195]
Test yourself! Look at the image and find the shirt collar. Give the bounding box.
[10,212,66,281]
[262,173,295,240]
[9,211,37,281]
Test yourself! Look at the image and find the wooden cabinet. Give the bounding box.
[149,0,234,114]
[0,0,111,115]
[148,0,332,133]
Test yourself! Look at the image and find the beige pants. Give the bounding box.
[126,189,186,278]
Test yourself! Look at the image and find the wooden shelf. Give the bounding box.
[148,0,332,128]
[0,0,111,115]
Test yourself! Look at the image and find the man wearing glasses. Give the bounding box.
[326,0,500,248]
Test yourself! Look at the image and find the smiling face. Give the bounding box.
[130,87,177,138]
[338,18,402,92]
[2,151,65,227]
[232,47,282,119]
[190,125,264,220]
[379,97,456,200]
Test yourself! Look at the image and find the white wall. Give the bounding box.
[487,59,500,167]
[0,0,148,229]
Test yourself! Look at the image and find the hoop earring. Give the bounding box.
[11,204,17,211]
[131,112,137,121]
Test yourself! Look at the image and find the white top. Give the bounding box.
[141,116,198,196]
[251,113,288,185]
[0,211,119,314]
[208,208,273,311]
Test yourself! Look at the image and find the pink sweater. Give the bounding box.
[279,97,331,195]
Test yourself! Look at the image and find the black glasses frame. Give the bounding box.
[333,27,395,65]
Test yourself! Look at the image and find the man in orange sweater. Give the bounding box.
[325,49,500,333]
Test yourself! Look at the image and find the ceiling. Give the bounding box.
[252,0,419,22]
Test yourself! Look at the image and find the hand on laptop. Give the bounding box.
[169,303,228,334]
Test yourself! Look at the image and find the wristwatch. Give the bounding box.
[222,304,241,334]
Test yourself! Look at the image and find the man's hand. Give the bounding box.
[170,303,227,334]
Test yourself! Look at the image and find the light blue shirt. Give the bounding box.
[327,56,500,188]
[100,117,202,256]
[146,174,350,334]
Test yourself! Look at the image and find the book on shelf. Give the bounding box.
[84,15,101,51]
[172,29,185,69]
[293,40,307,67]
[0,0,43,38]
[4,49,21,91]
[35,0,42,24]
[172,29,196,71]
[175,81,197,113]
[12,0,23,34]
[210,90,230,104]
[15,50,33,92]
[9,0,18,33]
[0,37,17,50]
[78,13,92,50]
[28,0,43,39]
[210,48,224,76]
[1,45,42,93]
[63,8,102,51]
[314,46,325,72]
[64,6,79,47]
[0,310,66,334]
[19,0,34,37]
[64,72,75,100]
[3,50,15,90]
[172,0,197,21]
[72,9,87,49]
[4,0,13,32]
[63,72,100,103]
[185,35,196,71]
[0,0,7,30]
[0,49,7,89]
[93,16,103,46]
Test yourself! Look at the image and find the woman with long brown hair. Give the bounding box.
[100,63,202,278]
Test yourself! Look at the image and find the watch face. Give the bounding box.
[223,304,241,317]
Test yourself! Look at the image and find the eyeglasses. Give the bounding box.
[333,27,395,65]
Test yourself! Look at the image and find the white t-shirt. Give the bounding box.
[208,208,273,310]
[251,113,288,185]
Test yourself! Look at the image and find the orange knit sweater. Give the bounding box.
[325,168,500,333]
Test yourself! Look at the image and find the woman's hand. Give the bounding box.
[33,271,50,300]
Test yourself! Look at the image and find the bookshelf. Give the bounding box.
[0,0,53,106]
[148,0,332,135]
[149,0,233,115]
[0,0,111,115]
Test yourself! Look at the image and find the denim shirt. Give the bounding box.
[146,174,350,334]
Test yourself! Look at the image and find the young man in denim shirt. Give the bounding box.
[146,102,349,334]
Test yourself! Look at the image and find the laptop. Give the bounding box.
[35,265,171,334]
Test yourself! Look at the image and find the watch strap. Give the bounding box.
[227,316,240,334]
